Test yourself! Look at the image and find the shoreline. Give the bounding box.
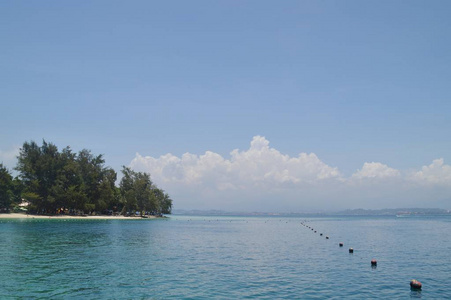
[0,213,157,220]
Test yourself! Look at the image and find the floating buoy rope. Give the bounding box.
[298,220,419,291]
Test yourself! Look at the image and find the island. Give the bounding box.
[0,140,172,218]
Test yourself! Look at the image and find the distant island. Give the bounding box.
[173,208,451,217]
[0,140,172,217]
[335,208,451,216]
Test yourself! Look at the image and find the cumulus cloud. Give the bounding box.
[131,136,342,190]
[352,162,400,179]
[129,136,451,211]
[411,159,451,185]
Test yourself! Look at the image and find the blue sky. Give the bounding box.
[1,1,450,211]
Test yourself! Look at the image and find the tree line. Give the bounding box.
[0,140,172,215]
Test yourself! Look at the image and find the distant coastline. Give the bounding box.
[0,213,158,220]
[172,208,451,217]
[336,208,451,216]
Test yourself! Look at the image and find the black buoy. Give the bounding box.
[314,231,317,233]
[410,280,422,290]
[339,242,343,247]
[326,236,329,239]
[349,248,354,253]
[371,259,377,266]
[320,233,323,236]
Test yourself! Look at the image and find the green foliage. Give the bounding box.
[119,167,172,215]
[10,140,173,215]
[11,177,24,204]
[161,193,173,214]
[15,140,117,214]
[0,163,14,210]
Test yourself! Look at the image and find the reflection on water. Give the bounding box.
[410,290,422,298]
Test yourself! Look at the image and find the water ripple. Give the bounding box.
[1,216,450,298]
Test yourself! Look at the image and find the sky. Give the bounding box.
[1,1,450,212]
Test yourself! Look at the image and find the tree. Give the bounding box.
[119,166,137,214]
[15,140,118,214]
[12,140,171,215]
[77,149,116,213]
[161,193,173,214]
[11,177,24,206]
[16,140,59,213]
[119,167,172,215]
[0,164,14,210]
[51,147,85,211]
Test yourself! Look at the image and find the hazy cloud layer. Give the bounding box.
[130,136,451,211]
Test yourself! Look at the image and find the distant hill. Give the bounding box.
[336,208,451,216]
[173,208,451,216]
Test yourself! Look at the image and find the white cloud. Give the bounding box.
[352,162,400,179]
[129,136,451,211]
[411,158,451,186]
[130,136,342,190]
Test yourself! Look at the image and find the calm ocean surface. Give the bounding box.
[1,215,450,299]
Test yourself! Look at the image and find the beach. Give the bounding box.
[0,213,156,220]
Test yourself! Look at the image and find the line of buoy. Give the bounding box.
[299,220,420,291]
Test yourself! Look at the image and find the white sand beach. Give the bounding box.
[0,213,157,220]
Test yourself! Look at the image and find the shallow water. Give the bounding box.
[0,215,450,299]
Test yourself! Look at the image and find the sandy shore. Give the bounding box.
[0,213,157,220]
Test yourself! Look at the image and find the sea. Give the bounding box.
[1,215,450,299]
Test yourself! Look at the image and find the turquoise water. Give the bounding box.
[1,215,450,299]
